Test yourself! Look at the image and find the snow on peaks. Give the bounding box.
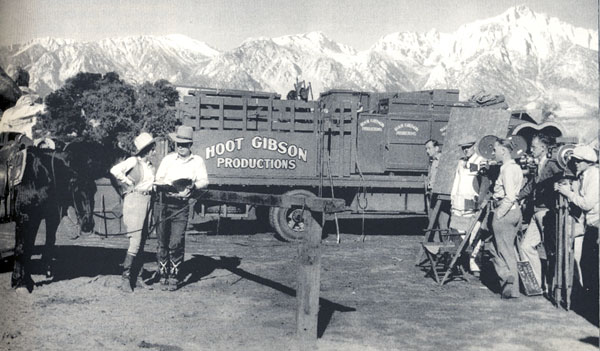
[273,31,357,55]
[161,34,220,57]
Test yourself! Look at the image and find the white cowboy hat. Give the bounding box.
[570,145,598,163]
[168,126,194,144]
[134,132,155,155]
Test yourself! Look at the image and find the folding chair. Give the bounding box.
[422,201,491,285]
[422,229,470,285]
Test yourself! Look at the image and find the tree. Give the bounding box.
[135,79,179,139]
[40,72,180,153]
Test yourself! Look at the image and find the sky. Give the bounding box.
[0,0,597,50]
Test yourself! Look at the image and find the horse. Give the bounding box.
[9,140,123,292]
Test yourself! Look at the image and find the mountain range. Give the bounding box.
[0,5,597,127]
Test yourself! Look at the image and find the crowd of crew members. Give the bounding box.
[425,134,599,304]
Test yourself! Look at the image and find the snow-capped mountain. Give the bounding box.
[0,5,597,123]
[0,34,219,94]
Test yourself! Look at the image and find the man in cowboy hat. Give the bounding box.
[110,132,157,292]
[555,144,599,307]
[154,125,208,291]
[449,136,486,275]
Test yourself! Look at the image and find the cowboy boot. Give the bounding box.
[121,253,135,293]
[167,259,182,291]
[130,255,151,291]
[158,260,170,291]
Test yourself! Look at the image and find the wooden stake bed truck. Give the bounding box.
[174,88,532,240]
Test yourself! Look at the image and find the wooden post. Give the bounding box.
[102,195,108,238]
[296,211,322,347]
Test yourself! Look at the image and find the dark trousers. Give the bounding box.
[580,226,599,294]
[155,199,189,268]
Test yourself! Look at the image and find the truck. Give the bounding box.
[174,87,564,241]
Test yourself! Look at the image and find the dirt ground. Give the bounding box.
[0,216,598,351]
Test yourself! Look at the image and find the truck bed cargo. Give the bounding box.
[173,87,506,240]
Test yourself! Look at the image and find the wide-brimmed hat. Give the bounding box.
[134,132,155,155]
[169,126,194,144]
[570,145,598,163]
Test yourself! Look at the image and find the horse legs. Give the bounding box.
[43,212,60,279]
[12,213,42,290]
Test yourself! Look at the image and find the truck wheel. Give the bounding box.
[269,189,320,242]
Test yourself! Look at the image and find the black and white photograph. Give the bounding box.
[0,0,598,350]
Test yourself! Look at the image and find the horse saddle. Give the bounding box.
[0,146,27,198]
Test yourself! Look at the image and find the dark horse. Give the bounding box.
[9,141,119,291]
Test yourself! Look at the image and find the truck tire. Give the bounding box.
[269,189,319,242]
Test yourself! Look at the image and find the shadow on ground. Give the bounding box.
[184,254,356,337]
[188,216,428,238]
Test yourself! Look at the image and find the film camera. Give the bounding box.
[547,137,578,177]
[474,134,529,175]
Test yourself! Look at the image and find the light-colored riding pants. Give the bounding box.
[122,192,152,256]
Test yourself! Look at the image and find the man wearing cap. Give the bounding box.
[110,132,156,292]
[154,125,208,291]
[450,137,485,275]
[555,144,599,303]
[518,133,562,292]
[489,137,524,299]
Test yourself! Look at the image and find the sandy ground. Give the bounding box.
[0,217,598,351]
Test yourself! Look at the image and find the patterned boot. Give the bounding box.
[157,260,170,291]
[167,259,182,291]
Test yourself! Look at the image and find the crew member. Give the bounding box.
[449,137,485,275]
[425,139,449,229]
[154,125,208,291]
[489,138,524,299]
[555,144,599,305]
[110,132,156,292]
[518,133,562,291]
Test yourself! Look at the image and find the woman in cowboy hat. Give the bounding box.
[110,132,157,292]
[153,125,208,291]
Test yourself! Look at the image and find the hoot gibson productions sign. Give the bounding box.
[195,132,317,176]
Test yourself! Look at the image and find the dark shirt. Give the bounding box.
[519,157,562,210]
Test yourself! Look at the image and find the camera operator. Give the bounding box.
[555,145,599,306]
[517,133,562,293]
[488,138,524,299]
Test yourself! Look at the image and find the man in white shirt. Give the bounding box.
[154,126,208,291]
[110,132,156,292]
[450,137,485,275]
